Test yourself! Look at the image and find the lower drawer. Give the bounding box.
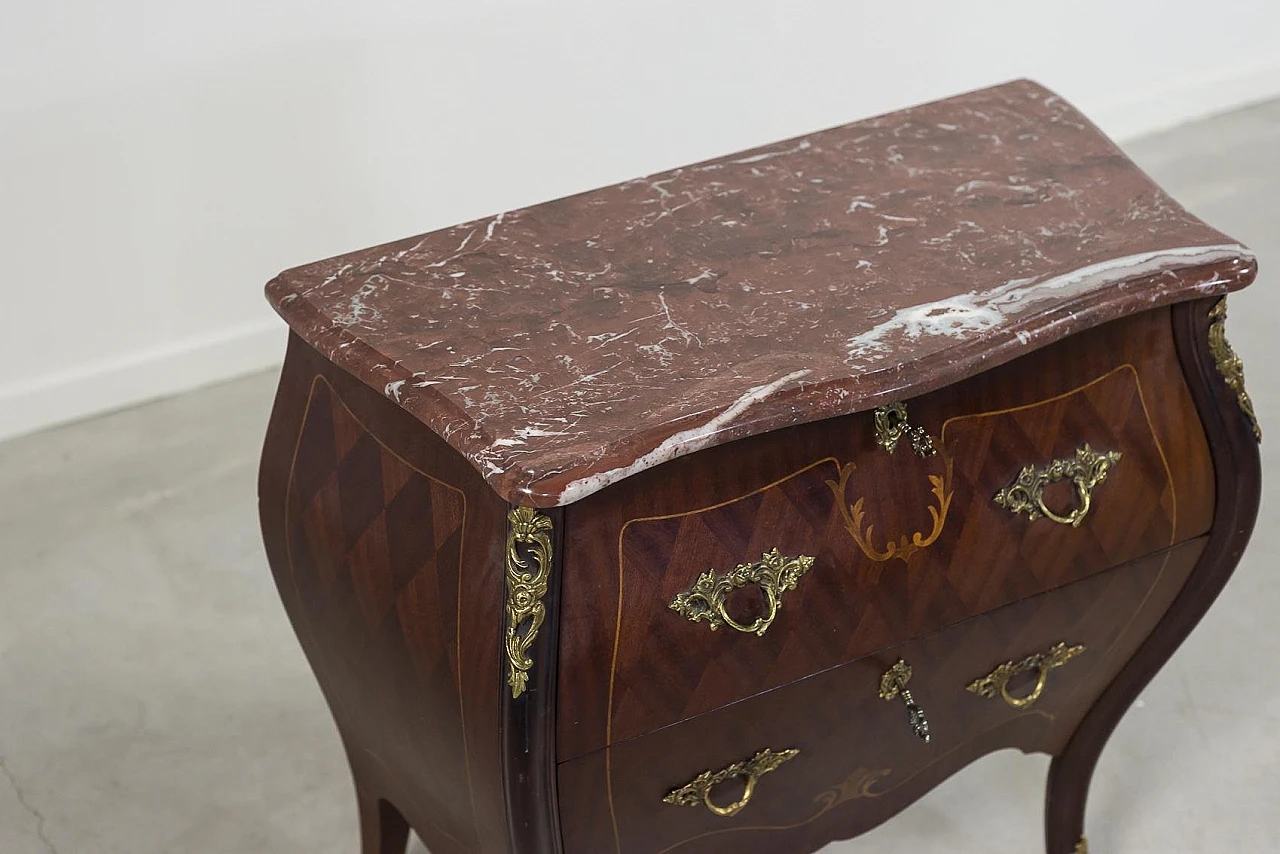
[558,537,1206,854]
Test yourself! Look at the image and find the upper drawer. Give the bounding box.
[557,307,1214,760]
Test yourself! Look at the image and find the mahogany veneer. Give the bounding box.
[557,308,1213,759]
[258,80,1261,854]
[559,537,1207,854]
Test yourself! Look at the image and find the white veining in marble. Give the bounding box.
[554,368,812,504]
[845,243,1255,362]
[267,80,1258,505]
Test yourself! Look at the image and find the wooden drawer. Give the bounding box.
[557,309,1215,760]
[558,537,1206,854]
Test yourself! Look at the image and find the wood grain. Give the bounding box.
[256,301,1252,854]
[1043,297,1264,853]
[557,308,1214,760]
[559,538,1206,854]
[259,334,512,854]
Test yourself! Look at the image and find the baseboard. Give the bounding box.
[0,318,287,443]
[1100,57,1280,142]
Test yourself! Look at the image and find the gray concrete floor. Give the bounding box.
[3,99,1279,854]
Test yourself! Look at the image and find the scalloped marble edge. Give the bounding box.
[843,244,1251,363]
[270,241,1255,507]
[545,243,1254,506]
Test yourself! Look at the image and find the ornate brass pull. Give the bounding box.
[879,660,931,743]
[663,748,800,817]
[668,549,815,637]
[993,444,1121,528]
[967,642,1086,709]
[874,402,936,457]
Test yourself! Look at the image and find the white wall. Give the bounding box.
[3,0,1279,441]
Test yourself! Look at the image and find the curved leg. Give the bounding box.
[341,719,411,854]
[1044,753,1091,854]
[1044,299,1262,853]
[353,771,411,854]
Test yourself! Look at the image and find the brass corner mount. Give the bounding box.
[1208,297,1261,442]
[505,506,553,699]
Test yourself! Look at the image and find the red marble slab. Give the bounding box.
[266,79,1256,507]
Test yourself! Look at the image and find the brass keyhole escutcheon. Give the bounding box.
[874,402,937,457]
[879,660,932,743]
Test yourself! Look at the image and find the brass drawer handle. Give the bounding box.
[874,402,937,457]
[879,660,931,743]
[663,748,800,817]
[993,444,1121,527]
[668,549,815,637]
[967,642,1086,709]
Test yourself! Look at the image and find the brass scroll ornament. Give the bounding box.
[879,660,931,743]
[874,402,937,457]
[1208,297,1262,442]
[668,549,815,637]
[505,506,553,699]
[967,642,1085,709]
[993,444,1121,528]
[663,748,800,817]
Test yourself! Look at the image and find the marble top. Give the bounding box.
[267,79,1256,507]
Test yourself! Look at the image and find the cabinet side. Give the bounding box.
[258,332,511,854]
[1044,297,1263,850]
